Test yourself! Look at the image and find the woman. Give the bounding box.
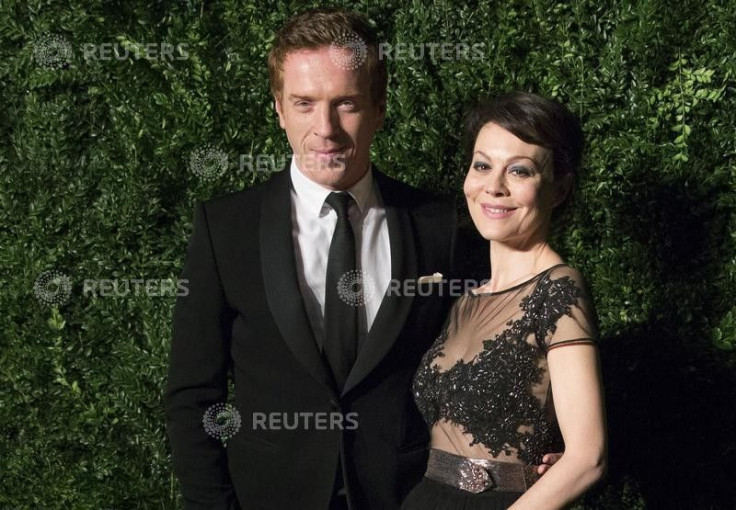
[403,92,607,509]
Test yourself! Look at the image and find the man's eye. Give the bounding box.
[472,161,491,171]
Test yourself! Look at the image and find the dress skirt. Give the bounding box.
[401,476,522,510]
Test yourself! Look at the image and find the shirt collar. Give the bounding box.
[289,158,375,217]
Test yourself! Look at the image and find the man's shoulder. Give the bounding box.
[374,170,454,218]
[199,170,286,216]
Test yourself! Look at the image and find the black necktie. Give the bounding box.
[323,192,359,390]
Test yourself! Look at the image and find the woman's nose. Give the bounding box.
[485,170,509,196]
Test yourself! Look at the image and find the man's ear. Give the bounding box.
[274,96,286,129]
[553,173,573,207]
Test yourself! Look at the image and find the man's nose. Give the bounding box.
[313,104,340,138]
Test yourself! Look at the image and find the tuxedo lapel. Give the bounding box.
[260,168,338,396]
[342,170,418,396]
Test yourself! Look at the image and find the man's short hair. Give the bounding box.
[268,8,387,106]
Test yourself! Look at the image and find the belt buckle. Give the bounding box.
[457,460,495,493]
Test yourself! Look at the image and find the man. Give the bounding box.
[165,8,554,510]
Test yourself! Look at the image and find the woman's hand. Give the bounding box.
[509,342,607,510]
[536,452,563,476]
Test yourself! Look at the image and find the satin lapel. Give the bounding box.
[260,168,338,396]
[342,171,418,396]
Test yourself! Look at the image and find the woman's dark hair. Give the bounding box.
[463,91,584,216]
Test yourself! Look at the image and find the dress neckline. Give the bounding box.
[469,263,568,297]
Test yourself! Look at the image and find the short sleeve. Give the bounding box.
[543,266,598,352]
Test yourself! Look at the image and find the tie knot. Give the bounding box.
[325,192,353,219]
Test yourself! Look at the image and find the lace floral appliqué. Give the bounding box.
[412,272,582,465]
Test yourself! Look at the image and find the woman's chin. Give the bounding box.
[475,227,510,242]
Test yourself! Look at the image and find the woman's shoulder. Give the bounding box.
[534,263,592,303]
[544,263,587,283]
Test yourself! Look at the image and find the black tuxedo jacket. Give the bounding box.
[165,166,461,509]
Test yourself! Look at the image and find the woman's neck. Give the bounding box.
[484,240,562,293]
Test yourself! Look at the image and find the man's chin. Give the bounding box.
[314,169,354,190]
[294,156,369,190]
[322,156,348,172]
[298,153,348,172]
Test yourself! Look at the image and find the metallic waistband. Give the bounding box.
[424,448,539,494]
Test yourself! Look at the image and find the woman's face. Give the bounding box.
[464,122,563,246]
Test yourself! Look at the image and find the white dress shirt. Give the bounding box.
[290,160,391,350]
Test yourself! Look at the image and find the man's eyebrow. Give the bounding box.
[333,94,363,101]
[286,94,314,101]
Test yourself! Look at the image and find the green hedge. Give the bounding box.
[1,0,734,507]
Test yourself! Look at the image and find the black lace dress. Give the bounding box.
[402,264,597,509]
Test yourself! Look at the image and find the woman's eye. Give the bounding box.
[509,166,532,176]
[472,161,491,171]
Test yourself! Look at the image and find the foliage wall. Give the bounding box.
[1,0,735,507]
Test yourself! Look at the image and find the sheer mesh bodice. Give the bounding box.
[412,264,597,466]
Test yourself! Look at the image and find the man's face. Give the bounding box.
[274,47,385,190]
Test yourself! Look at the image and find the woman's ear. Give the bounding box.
[553,173,573,208]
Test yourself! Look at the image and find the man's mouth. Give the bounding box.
[312,148,344,156]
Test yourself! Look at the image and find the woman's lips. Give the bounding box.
[480,204,517,219]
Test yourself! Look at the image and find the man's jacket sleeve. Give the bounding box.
[164,203,238,509]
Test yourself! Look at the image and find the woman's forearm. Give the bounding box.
[508,452,607,510]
